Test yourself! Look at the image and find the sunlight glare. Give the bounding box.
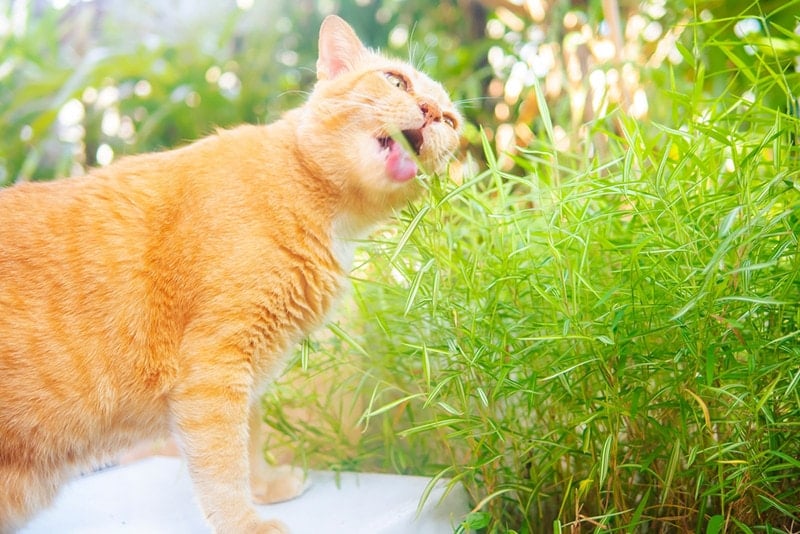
[96,144,114,166]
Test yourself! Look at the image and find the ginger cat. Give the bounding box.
[0,15,460,534]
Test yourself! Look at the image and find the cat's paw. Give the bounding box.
[249,518,290,534]
[228,514,289,534]
[251,464,310,504]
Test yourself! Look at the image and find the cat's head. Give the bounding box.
[297,16,461,224]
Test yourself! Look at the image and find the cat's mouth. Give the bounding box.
[377,129,423,156]
[377,129,424,183]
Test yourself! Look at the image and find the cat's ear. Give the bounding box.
[316,15,368,81]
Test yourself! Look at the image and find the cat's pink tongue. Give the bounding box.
[385,140,417,182]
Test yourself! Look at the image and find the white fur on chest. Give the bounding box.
[331,235,357,273]
[330,215,365,273]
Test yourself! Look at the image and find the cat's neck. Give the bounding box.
[283,107,399,237]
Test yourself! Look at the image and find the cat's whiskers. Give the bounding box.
[454,96,495,108]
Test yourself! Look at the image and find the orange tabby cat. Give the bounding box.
[0,15,460,534]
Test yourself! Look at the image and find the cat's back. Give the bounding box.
[0,124,270,284]
[0,162,155,306]
[0,160,165,384]
[0,121,342,388]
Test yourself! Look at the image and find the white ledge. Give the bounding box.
[21,456,468,533]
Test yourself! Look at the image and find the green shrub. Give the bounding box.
[265,8,800,533]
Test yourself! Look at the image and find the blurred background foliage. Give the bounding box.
[3,1,800,533]
[5,0,796,184]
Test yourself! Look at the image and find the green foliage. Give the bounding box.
[265,4,800,533]
[0,0,489,185]
[0,2,325,183]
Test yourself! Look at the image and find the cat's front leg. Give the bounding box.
[169,354,288,534]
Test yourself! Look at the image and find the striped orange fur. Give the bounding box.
[0,15,460,534]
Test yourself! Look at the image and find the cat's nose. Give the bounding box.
[419,98,442,127]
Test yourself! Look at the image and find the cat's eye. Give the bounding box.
[384,72,409,92]
[443,113,458,129]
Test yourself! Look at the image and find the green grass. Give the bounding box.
[264,9,800,533]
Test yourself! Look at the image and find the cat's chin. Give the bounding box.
[376,129,424,183]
